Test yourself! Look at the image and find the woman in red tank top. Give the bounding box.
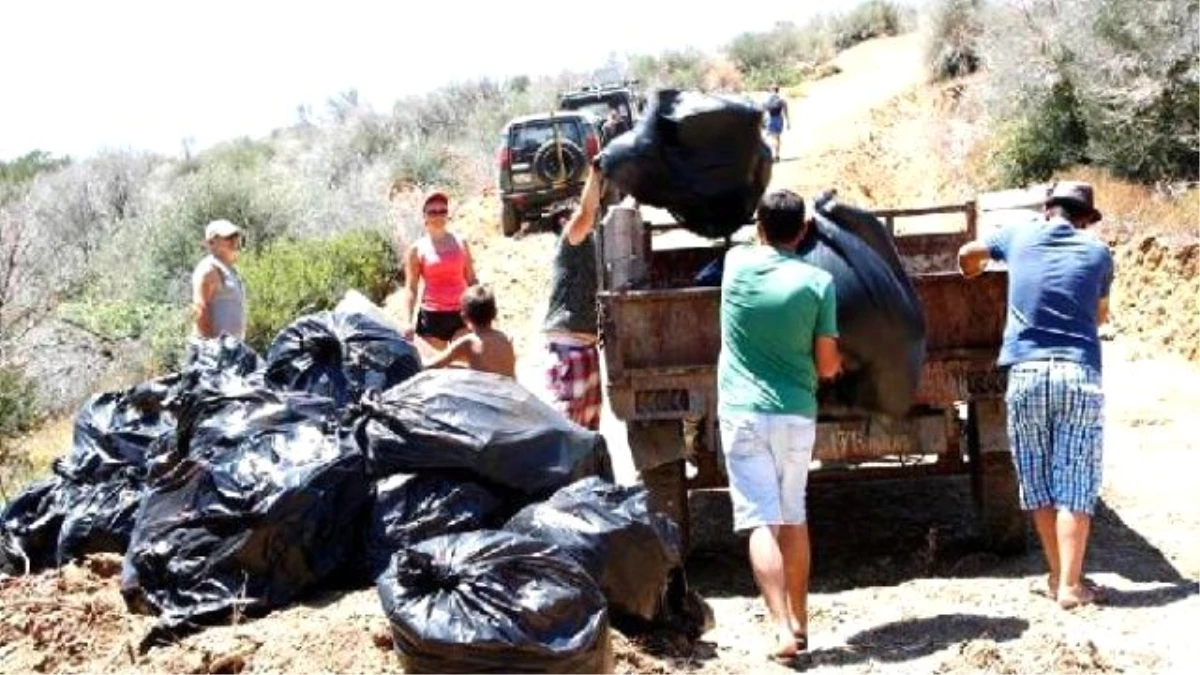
[398,190,478,349]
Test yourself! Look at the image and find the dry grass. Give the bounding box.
[0,415,72,498]
[1060,166,1200,243]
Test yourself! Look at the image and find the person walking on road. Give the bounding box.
[718,189,841,663]
[542,161,606,430]
[763,85,790,162]
[395,188,479,351]
[958,180,1114,610]
[190,219,247,359]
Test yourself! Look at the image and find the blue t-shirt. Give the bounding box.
[985,217,1114,372]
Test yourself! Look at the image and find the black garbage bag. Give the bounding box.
[121,382,371,631]
[365,471,509,580]
[797,214,927,417]
[186,335,263,379]
[814,190,912,286]
[0,476,77,575]
[264,310,421,407]
[346,369,612,497]
[600,89,773,239]
[60,378,177,483]
[504,477,685,627]
[377,530,613,674]
[55,471,143,563]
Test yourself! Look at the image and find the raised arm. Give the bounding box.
[565,164,604,246]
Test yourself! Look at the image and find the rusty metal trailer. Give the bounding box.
[596,201,1024,553]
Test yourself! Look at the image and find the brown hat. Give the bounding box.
[1045,180,1102,224]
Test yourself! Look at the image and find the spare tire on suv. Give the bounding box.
[533,139,586,185]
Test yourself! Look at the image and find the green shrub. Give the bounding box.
[57,299,190,374]
[629,49,711,90]
[832,0,906,50]
[992,80,1090,186]
[980,0,1198,184]
[0,363,40,439]
[142,163,297,303]
[238,228,399,351]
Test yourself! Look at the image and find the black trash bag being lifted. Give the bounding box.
[505,477,691,629]
[365,471,509,580]
[346,369,612,497]
[377,530,613,674]
[264,310,421,407]
[599,89,773,239]
[121,381,371,632]
[796,206,927,418]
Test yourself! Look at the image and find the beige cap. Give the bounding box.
[205,219,243,240]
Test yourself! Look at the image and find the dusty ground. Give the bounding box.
[4,33,1199,675]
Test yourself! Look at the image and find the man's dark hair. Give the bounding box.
[461,284,497,327]
[756,190,806,245]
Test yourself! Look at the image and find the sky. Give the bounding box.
[0,0,878,161]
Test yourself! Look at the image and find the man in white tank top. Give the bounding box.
[191,219,248,348]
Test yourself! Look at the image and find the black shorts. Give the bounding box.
[416,309,465,342]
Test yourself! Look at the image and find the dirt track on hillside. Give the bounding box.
[4,33,1198,675]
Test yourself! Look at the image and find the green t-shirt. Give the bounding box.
[717,245,838,418]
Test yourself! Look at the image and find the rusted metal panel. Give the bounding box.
[598,288,721,374]
[915,271,1008,351]
[813,413,949,463]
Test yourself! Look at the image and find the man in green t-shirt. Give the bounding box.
[717,189,841,662]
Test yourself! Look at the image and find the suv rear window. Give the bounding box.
[510,119,586,157]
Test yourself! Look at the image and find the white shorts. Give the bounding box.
[719,412,816,531]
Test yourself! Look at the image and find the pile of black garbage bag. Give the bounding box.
[599,88,773,239]
[1,305,704,671]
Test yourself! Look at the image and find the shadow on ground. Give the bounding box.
[686,476,1194,607]
[804,613,1028,669]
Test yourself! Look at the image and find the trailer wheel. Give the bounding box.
[966,399,1027,554]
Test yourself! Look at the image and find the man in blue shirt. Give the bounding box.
[958,181,1114,610]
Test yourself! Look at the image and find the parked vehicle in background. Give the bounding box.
[558,81,645,143]
[495,111,601,236]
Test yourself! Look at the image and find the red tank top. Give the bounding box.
[416,233,468,312]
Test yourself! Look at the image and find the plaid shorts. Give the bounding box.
[545,341,602,431]
[1006,360,1105,514]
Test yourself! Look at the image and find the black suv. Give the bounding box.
[558,81,646,145]
[496,111,601,236]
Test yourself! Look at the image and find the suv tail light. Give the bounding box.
[585,133,599,158]
[496,147,511,170]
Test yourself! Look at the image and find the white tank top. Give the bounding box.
[194,255,246,340]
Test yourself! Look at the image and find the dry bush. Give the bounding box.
[704,58,745,93]
[922,0,984,82]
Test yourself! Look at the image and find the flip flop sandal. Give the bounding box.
[768,639,800,664]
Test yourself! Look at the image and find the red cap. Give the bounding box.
[422,190,449,209]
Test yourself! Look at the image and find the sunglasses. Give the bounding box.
[425,208,448,216]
